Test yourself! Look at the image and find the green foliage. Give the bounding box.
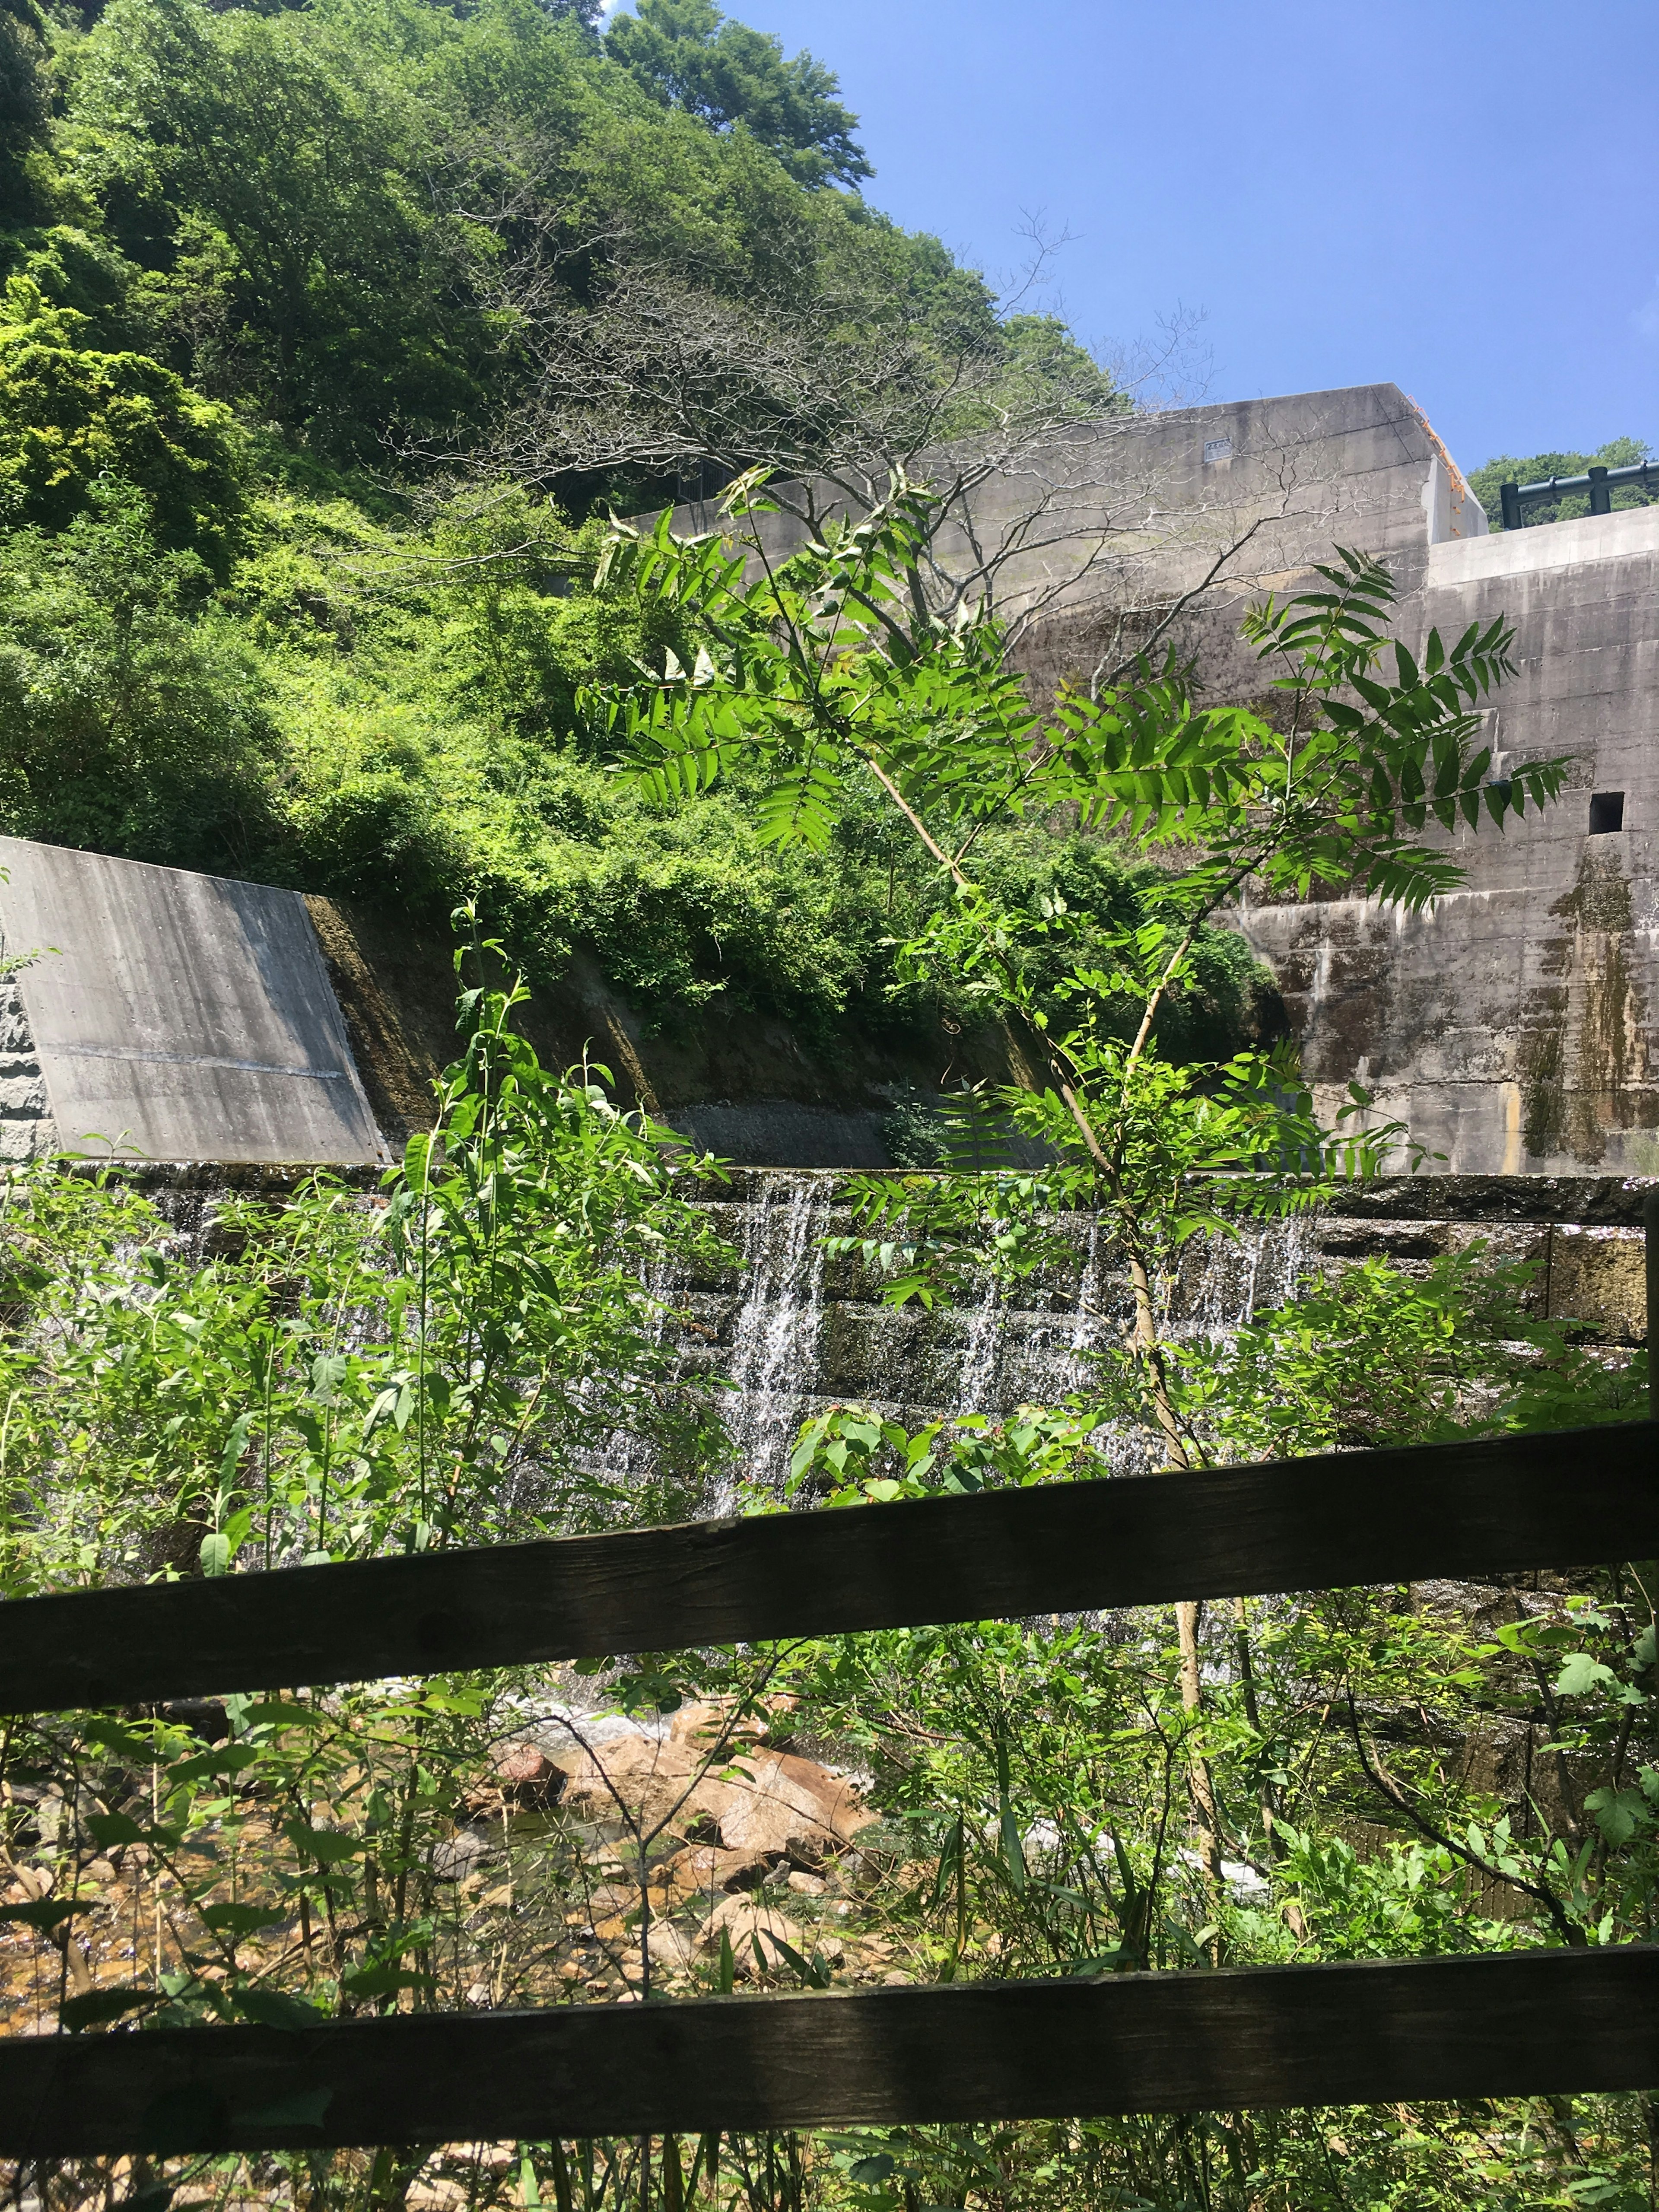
[599,483,1556,906]
[0,276,242,561]
[878,1087,953,1169]
[0,482,278,867]
[971,829,1281,1062]
[0,0,51,226]
[0,456,1249,1048]
[0,0,1146,1052]
[0,939,729,1591]
[0,0,1144,1058]
[1468,436,1654,531]
[62,0,508,447]
[605,0,873,190]
[1087,1246,1651,1465]
[594,476,1570,1312]
[32,0,1018,474]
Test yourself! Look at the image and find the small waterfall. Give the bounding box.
[118,1167,1327,1496]
[955,1283,1004,1412]
[931,1205,1322,1454]
[723,1171,832,1499]
[1182,1210,1319,1337]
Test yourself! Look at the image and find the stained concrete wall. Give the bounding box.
[1238,505,1659,1174]
[981,404,1659,1177]
[671,384,1656,1175]
[0,841,384,1164]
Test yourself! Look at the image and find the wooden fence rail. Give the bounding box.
[1,1421,1654,1715]
[0,1333,1656,2151]
[3,1948,1658,2157]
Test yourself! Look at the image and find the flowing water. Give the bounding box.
[721,1170,833,1500]
[120,1162,1322,1500]
[686,1171,1322,1497]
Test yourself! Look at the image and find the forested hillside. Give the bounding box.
[0,0,1271,1060]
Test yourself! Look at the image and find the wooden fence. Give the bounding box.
[1,1267,1657,2153]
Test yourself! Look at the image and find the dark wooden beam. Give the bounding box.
[4,1421,1654,1713]
[3,1948,1656,2156]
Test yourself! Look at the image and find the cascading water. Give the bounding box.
[694,1176,1329,1492]
[28,1162,1638,1522]
[721,1171,833,1501]
[955,1284,1004,1413]
[1177,1209,1319,1336]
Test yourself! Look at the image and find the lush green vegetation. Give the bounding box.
[2,6,1655,2206]
[1469,435,1654,530]
[4,485,1655,2212]
[0,0,1204,1056]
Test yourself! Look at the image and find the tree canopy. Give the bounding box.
[605,0,873,190]
[5,0,932,468]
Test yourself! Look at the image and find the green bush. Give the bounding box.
[0,276,242,565]
[0,483,278,866]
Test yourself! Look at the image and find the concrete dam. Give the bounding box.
[0,378,1653,1459]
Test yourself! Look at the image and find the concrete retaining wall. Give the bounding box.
[1238,505,1659,1174]
[0,840,384,1165]
[667,381,1656,1177]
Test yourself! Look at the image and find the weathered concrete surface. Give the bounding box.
[1238,503,1659,1173]
[668,383,1481,708]
[1004,382,1484,703]
[0,841,383,1164]
[0,975,54,1162]
[670,1100,892,1168]
[695,383,1651,1180]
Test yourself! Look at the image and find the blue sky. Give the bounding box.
[609,1,1657,474]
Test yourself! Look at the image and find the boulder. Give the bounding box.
[476,1742,565,1812]
[667,1699,769,1751]
[696,1893,808,1978]
[645,1920,697,1974]
[693,1751,876,1863]
[430,1829,493,1882]
[648,1843,771,1901]
[551,1734,874,1866]
[556,1736,704,1834]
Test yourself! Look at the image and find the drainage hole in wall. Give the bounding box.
[1589,791,1625,834]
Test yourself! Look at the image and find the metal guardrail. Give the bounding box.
[1499,459,1659,530]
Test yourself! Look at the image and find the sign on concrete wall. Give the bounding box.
[0,839,383,1165]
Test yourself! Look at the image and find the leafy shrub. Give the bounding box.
[0,277,242,566]
[0,484,278,867]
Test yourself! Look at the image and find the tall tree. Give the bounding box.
[605,0,872,190]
